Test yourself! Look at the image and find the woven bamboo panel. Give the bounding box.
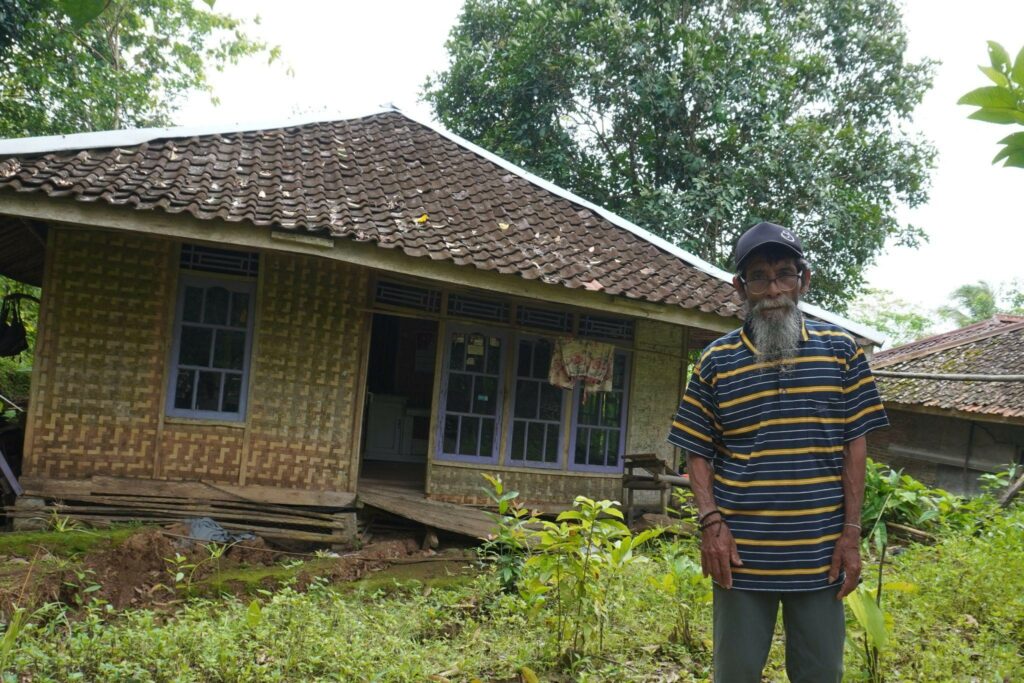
[26,230,172,480]
[624,319,685,466]
[243,252,368,491]
[158,424,245,483]
[427,463,621,506]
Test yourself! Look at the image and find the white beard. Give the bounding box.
[746,296,802,364]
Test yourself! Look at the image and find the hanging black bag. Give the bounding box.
[0,296,28,357]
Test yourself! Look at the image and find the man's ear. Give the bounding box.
[800,268,811,294]
[732,274,747,301]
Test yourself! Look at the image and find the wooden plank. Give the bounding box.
[358,486,496,540]
[86,493,341,521]
[19,475,358,508]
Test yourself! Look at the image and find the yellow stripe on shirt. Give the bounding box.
[713,356,844,384]
[671,421,713,443]
[714,474,842,488]
[735,532,841,547]
[718,503,843,517]
[719,385,843,409]
[733,564,832,576]
[726,444,845,461]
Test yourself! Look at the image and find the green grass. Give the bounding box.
[0,525,141,558]
[1,510,1021,682]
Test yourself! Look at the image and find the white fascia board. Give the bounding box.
[0,104,885,345]
[0,106,392,157]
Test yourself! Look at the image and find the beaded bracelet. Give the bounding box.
[698,509,722,524]
[699,518,724,533]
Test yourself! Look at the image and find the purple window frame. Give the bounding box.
[435,323,508,464]
[505,335,566,470]
[567,350,631,473]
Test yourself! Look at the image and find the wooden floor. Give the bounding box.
[357,481,496,540]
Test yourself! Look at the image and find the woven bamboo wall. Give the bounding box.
[25,230,172,480]
[25,228,369,495]
[243,252,367,491]
[428,462,621,507]
[624,319,685,467]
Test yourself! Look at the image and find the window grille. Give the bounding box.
[180,244,259,277]
[375,280,442,313]
[578,314,634,342]
[516,306,574,333]
[447,294,510,323]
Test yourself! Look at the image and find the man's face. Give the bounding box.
[732,254,808,319]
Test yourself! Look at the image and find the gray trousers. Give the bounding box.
[712,584,845,683]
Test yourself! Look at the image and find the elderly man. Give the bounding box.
[668,222,888,682]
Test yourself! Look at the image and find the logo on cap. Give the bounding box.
[780,230,795,242]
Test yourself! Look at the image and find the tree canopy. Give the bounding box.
[937,281,1024,328]
[0,0,274,138]
[425,0,936,311]
[849,288,933,347]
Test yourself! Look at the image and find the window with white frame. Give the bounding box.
[570,351,630,472]
[508,336,565,467]
[167,271,256,421]
[438,326,505,462]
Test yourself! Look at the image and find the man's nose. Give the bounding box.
[765,277,782,295]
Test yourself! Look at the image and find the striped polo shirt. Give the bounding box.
[668,318,888,591]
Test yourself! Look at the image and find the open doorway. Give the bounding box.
[359,313,438,489]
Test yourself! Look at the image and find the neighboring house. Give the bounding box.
[0,108,881,524]
[870,315,1024,494]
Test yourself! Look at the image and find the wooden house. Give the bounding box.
[0,109,881,536]
[869,315,1024,494]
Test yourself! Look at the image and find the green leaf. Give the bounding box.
[988,40,1012,71]
[846,588,888,651]
[246,599,262,628]
[556,510,583,522]
[957,86,1018,109]
[57,0,107,27]
[979,65,1010,87]
[1014,45,1024,86]
[519,665,540,683]
[967,108,1024,125]
[996,131,1024,148]
[882,581,919,594]
[1001,149,1024,168]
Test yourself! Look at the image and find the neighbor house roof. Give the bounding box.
[0,107,881,341]
[872,315,1024,420]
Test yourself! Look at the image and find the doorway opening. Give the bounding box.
[359,313,438,490]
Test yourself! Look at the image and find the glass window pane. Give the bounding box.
[511,421,526,461]
[446,373,471,413]
[533,340,552,380]
[517,340,532,378]
[473,376,497,415]
[590,430,607,466]
[179,326,212,367]
[485,336,502,375]
[459,417,480,456]
[601,393,622,427]
[514,379,538,419]
[480,418,495,458]
[443,416,459,454]
[525,422,544,462]
[183,286,203,323]
[449,334,465,372]
[539,383,562,421]
[229,292,250,328]
[203,287,230,325]
[196,371,222,411]
[574,428,589,465]
[544,424,559,463]
[578,394,599,425]
[605,429,621,466]
[612,355,626,390]
[174,370,195,409]
[222,374,242,413]
[213,330,246,370]
[465,333,486,371]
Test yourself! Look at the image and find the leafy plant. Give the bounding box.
[163,542,231,593]
[648,539,710,651]
[517,496,662,662]
[959,41,1024,168]
[479,473,539,592]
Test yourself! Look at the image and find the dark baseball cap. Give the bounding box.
[733,222,803,269]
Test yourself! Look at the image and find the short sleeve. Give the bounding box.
[668,363,718,460]
[843,343,889,441]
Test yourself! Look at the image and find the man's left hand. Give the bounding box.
[828,528,862,599]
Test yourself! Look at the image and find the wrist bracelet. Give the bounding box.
[844,523,862,531]
[698,509,722,524]
[699,519,724,532]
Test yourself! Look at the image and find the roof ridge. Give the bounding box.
[873,318,1024,368]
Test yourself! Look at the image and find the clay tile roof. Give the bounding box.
[872,315,1024,419]
[0,110,744,319]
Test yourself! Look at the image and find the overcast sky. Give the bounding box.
[176,0,1024,317]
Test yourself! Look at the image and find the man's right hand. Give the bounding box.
[700,520,743,589]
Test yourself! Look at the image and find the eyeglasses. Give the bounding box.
[740,272,803,295]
